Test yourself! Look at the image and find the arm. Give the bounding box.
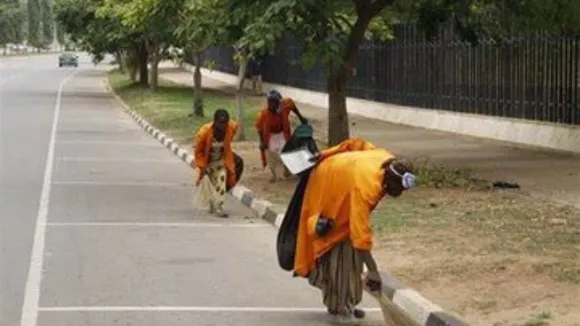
[255,111,267,149]
[285,98,308,124]
[193,129,208,184]
[349,192,378,272]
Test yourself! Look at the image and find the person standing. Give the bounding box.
[255,89,308,182]
[193,109,239,218]
[250,56,264,95]
[293,138,416,319]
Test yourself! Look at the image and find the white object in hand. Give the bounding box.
[280,146,316,175]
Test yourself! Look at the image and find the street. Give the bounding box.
[0,54,383,326]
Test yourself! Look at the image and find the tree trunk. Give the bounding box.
[149,45,160,91]
[235,55,249,141]
[115,51,124,73]
[138,41,149,86]
[193,51,204,117]
[326,12,374,146]
[327,70,350,146]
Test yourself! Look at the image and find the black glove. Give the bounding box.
[315,216,333,237]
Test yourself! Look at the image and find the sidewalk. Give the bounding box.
[160,64,580,209]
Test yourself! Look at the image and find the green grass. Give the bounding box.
[522,311,551,326]
[108,70,262,145]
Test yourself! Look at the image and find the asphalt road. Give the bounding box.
[0,54,383,326]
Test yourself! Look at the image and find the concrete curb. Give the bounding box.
[103,75,471,326]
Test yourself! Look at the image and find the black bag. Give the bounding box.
[276,167,313,271]
[276,123,319,271]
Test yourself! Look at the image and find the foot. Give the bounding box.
[214,206,229,218]
[353,308,365,319]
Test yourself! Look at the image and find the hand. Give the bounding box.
[308,154,320,163]
[195,168,207,186]
[364,270,382,292]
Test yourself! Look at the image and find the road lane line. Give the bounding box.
[19,71,77,326]
[38,306,382,313]
[52,181,188,187]
[57,140,153,145]
[45,222,268,228]
[56,157,178,163]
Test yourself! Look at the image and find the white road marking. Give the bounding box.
[57,140,153,145]
[56,157,178,163]
[46,222,268,228]
[38,306,382,313]
[20,71,77,326]
[52,181,188,187]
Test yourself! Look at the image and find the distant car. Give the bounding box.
[59,53,78,67]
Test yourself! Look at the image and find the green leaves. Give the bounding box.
[0,0,24,45]
[174,0,228,52]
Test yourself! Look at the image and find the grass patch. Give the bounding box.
[108,69,262,145]
[522,311,551,326]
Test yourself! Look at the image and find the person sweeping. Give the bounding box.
[292,138,417,319]
[193,109,239,218]
[255,89,308,182]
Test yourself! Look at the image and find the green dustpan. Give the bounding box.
[293,124,313,139]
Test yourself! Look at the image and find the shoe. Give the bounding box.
[215,206,229,218]
[353,308,365,319]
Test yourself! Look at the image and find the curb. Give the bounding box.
[103,74,471,326]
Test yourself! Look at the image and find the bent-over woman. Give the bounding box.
[193,109,239,218]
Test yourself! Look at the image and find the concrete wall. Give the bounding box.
[185,63,580,154]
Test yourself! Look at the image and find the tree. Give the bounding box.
[41,0,54,48]
[100,0,185,90]
[0,0,24,50]
[175,0,229,117]
[27,0,41,50]
[55,0,142,78]
[237,0,398,145]
[56,21,66,47]
[220,0,275,141]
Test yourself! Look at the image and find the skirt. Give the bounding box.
[307,241,364,315]
[196,160,227,209]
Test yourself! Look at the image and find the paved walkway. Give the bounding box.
[160,64,580,209]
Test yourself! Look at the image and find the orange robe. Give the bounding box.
[255,97,296,144]
[293,138,395,277]
[194,121,239,187]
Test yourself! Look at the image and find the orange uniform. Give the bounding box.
[194,121,239,187]
[255,97,296,145]
[293,138,395,277]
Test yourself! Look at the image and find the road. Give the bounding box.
[0,54,383,325]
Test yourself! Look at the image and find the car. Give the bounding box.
[59,53,78,67]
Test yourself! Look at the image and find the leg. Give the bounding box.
[208,165,228,218]
[257,75,263,95]
[266,149,278,182]
[308,241,364,317]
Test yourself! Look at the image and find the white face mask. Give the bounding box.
[389,164,417,189]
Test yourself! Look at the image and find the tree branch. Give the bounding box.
[368,0,394,16]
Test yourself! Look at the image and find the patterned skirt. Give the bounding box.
[197,160,227,209]
[307,241,364,315]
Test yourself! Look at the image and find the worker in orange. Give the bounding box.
[293,138,416,319]
[193,109,239,218]
[255,90,308,182]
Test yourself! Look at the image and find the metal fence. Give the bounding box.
[197,23,580,125]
